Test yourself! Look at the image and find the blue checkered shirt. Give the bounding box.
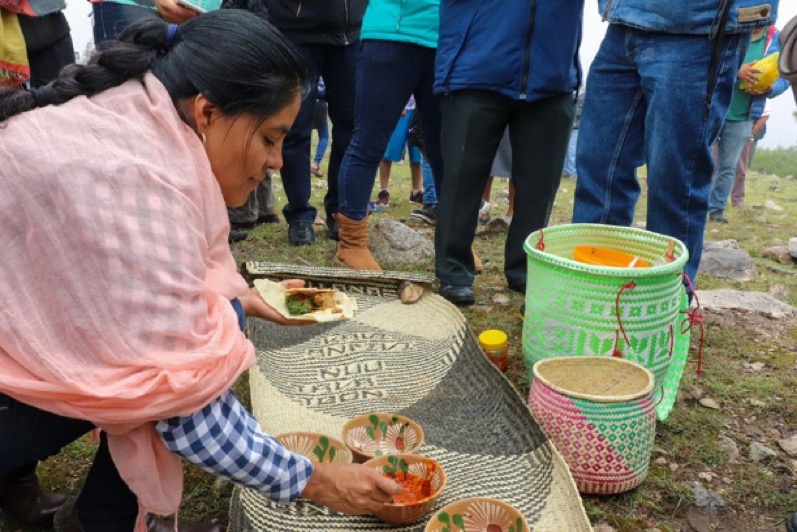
[155,390,313,503]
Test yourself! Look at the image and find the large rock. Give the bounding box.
[700,240,755,281]
[696,290,797,319]
[778,434,797,457]
[749,441,777,462]
[789,237,797,260]
[762,245,795,264]
[369,218,434,264]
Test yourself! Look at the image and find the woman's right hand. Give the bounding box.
[300,463,403,515]
[154,0,199,23]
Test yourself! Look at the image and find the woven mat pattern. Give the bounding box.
[229,265,591,531]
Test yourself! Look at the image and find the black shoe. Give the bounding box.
[0,463,67,528]
[507,283,526,295]
[708,211,729,223]
[787,512,797,532]
[228,229,248,243]
[288,222,315,246]
[230,220,257,230]
[440,285,475,306]
[410,204,437,225]
[326,216,339,241]
[257,213,280,224]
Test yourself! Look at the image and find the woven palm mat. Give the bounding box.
[229,265,591,531]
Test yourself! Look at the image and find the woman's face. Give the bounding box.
[200,93,301,207]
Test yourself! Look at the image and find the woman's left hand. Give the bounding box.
[240,279,312,326]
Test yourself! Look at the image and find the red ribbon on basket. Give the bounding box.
[535,228,546,251]
[679,273,705,377]
[612,281,637,357]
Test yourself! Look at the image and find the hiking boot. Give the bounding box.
[288,222,315,246]
[228,229,248,244]
[0,463,67,528]
[410,204,437,225]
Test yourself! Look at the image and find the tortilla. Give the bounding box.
[253,279,357,322]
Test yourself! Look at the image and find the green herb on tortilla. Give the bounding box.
[285,295,313,316]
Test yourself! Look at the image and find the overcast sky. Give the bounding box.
[63,2,796,149]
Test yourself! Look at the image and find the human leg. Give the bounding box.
[731,138,753,206]
[505,93,574,292]
[312,100,329,171]
[709,119,753,217]
[562,128,578,178]
[635,30,747,282]
[436,91,511,297]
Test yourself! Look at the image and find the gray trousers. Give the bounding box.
[228,173,277,224]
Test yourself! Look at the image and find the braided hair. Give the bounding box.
[0,10,309,123]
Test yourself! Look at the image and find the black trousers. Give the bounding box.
[18,12,75,88]
[435,90,574,291]
[0,394,138,531]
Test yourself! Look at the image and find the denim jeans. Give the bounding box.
[280,43,358,225]
[421,158,437,205]
[313,110,329,166]
[92,2,158,49]
[708,119,753,214]
[562,128,578,177]
[573,25,748,283]
[338,40,443,221]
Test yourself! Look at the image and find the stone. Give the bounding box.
[744,362,766,372]
[476,216,511,236]
[762,245,795,264]
[654,457,668,465]
[491,293,511,306]
[369,219,434,264]
[398,282,424,305]
[699,241,755,281]
[764,199,784,211]
[778,434,797,457]
[789,237,797,260]
[696,290,797,319]
[699,397,720,410]
[686,508,713,532]
[768,284,790,302]
[719,436,739,464]
[744,424,765,438]
[748,398,766,407]
[688,481,726,511]
[749,441,777,462]
[698,472,715,482]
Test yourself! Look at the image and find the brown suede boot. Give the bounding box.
[335,213,381,270]
[0,463,67,528]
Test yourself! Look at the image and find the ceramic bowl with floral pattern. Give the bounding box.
[275,432,353,464]
[341,413,424,463]
[424,497,529,532]
[364,454,446,525]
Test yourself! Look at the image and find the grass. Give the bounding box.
[4,156,797,531]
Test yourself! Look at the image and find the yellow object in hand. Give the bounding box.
[739,52,780,92]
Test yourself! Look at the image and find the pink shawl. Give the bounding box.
[0,74,255,527]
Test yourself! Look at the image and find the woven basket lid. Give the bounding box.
[533,356,654,403]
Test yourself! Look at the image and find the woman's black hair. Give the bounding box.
[0,10,309,124]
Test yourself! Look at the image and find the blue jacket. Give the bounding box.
[597,0,778,35]
[749,27,791,121]
[361,0,440,49]
[434,0,584,101]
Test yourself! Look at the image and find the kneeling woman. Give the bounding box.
[0,11,400,532]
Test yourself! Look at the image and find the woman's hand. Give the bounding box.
[738,62,761,86]
[154,0,199,23]
[300,463,403,515]
[240,279,312,326]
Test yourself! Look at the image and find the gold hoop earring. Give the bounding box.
[200,132,207,146]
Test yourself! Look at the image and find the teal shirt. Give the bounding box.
[727,33,767,121]
[360,0,440,49]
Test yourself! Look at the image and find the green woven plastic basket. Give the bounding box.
[522,224,691,421]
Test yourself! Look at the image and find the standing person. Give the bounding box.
[0,12,401,532]
[264,0,366,246]
[335,0,444,270]
[572,0,779,285]
[562,88,584,180]
[311,78,329,177]
[374,98,425,208]
[708,25,789,222]
[730,113,768,207]
[433,0,583,305]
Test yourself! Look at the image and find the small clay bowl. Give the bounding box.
[341,412,424,463]
[275,432,353,464]
[364,454,446,525]
[424,497,529,532]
